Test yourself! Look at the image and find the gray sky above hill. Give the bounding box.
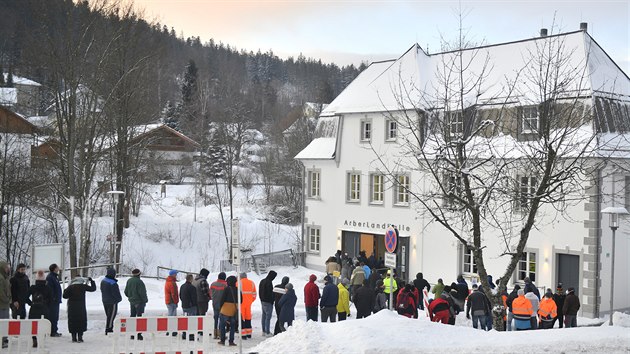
[134,0,629,74]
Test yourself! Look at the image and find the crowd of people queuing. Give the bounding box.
[0,250,583,349]
[322,250,582,333]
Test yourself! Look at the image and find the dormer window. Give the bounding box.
[448,111,463,137]
[521,106,539,134]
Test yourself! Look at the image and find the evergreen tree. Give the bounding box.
[160,100,180,131]
[6,67,13,87]
[181,59,198,105]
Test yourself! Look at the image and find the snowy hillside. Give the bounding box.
[102,183,300,275]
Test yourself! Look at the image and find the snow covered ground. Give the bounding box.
[8,265,627,353]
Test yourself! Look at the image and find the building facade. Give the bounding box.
[296,27,630,318]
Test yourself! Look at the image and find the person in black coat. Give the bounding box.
[552,283,566,328]
[218,276,241,346]
[413,273,431,310]
[180,274,198,315]
[10,263,30,319]
[63,277,96,343]
[100,267,122,335]
[258,270,276,336]
[352,279,375,319]
[28,270,51,348]
[273,276,289,335]
[277,283,297,332]
[46,264,62,337]
[505,284,521,331]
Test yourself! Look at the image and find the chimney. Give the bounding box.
[540,28,548,37]
[580,22,588,32]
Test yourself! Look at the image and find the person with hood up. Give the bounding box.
[210,272,228,339]
[352,279,374,319]
[278,283,297,332]
[441,286,457,325]
[382,269,398,307]
[413,272,431,310]
[525,287,540,329]
[273,276,289,335]
[466,283,491,330]
[562,287,580,328]
[303,274,320,322]
[46,264,63,337]
[396,284,418,318]
[552,283,566,328]
[63,277,96,343]
[0,262,9,348]
[192,268,210,316]
[28,270,51,348]
[218,276,241,346]
[538,289,557,329]
[487,275,496,289]
[179,274,197,341]
[164,270,179,317]
[101,267,122,335]
[523,276,540,299]
[337,278,350,321]
[320,275,339,322]
[10,263,29,319]
[238,272,257,339]
[258,270,277,336]
[512,289,533,331]
[432,278,445,299]
[505,284,521,331]
[373,280,387,314]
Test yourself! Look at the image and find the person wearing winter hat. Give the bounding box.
[277,283,297,332]
[46,264,62,337]
[210,272,228,339]
[63,276,96,342]
[303,274,320,322]
[124,268,147,340]
[320,275,338,322]
[562,287,580,328]
[259,270,277,337]
[552,283,566,328]
[273,276,290,335]
[238,272,257,339]
[373,280,387,314]
[337,278,350,321]
[101,267,122,335]
[505,284,521,331]
[538,289,557,329]
[193,268,210,316]
[218,276,241,346]
[164,270,179,317]
[10,263,29,320]
[28,270,51,348]
[524,287,540,329]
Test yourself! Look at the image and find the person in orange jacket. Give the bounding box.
[538,289,557,329]
[238,273,257,339]
[165,270,179,316]
[512,289,533,330]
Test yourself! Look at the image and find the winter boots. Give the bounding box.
[213,328,219,339]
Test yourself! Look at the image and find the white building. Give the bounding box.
[296,26,630,318]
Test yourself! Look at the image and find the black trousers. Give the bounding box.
[104,303,118,332]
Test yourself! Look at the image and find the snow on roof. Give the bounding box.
[322,31,630,116]
[0,88,17,105]
[295,116,340,160]
[2,73,41,86]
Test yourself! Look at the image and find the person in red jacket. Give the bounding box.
[428,296,451,324]
[164,270,179,316]
[396,284,417,318]
[304,274,320,322]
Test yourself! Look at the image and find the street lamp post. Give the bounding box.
[601,206,628,326]
[107,190,125,271]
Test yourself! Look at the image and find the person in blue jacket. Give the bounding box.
[46,264,62,337]
[320,275,339,323]
[278,283,297,332]
[100,267,122,335]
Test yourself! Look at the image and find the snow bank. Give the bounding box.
[612,312,630,328]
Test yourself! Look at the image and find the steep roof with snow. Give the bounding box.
[294,116,340,160]
[2,73,41,87]
[322,30,630,116]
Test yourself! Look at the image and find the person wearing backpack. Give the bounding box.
[28,270,51,348]
[218,276,241,347]
[396,284,417,318]
[373,280,387,313]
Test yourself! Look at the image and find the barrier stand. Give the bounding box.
[0,318,51,353]
[112,316,212,354]
[423,289,430,317]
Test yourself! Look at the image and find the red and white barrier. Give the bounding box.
[0,318,51,353]
[113,316,213,354]
[423,289,430,317]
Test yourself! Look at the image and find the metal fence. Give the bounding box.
[219,249,306,275]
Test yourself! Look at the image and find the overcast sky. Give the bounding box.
[133,0,629,74]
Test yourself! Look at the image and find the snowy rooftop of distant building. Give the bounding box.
[2,73,41,87]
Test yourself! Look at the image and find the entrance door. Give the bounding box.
[342,231,360,257]
[360,234,374,257]
[557,254,579,296]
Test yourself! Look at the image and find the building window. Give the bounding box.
[385,119,397,141]
[463,245,477,274]
[522,106,539,134]
[307,170,320,199]
[517,251,536,283]
[444,172,462,209]
[394,174,410,206]
[307,226,321,253]
[448,111,463,137]
[518,176,537,210]
[369,173,384,204]
[347,172,361,202]
[360,119,372,142]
